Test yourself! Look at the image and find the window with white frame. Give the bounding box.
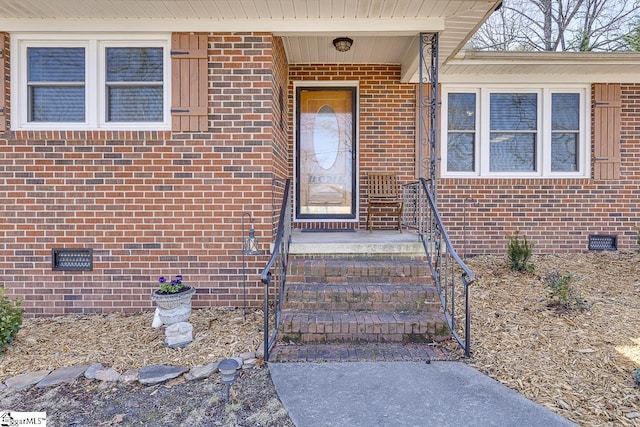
[442,86,589,178]
[13,34,170,130]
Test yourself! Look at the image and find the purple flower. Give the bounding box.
[158,277,166,284]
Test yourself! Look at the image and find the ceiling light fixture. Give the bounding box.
[332,37,353,52]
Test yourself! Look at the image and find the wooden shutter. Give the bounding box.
[593,83,621,180]
[171,33,208,132]
[0,33,6,132]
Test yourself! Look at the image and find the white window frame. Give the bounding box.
[12,33,171,131]
[441,85,590,178]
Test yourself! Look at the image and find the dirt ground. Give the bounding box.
[0,366,293,426]
[1,252,639,426]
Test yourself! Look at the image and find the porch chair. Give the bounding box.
[366,172,404,233]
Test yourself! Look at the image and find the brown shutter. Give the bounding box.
[593,83,621,180]
[171,33,208,132]
[0,33,6,132]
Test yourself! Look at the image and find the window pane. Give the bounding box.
[552,133,578,172]
[490,133,536,172]
[448,93,476,130]
[107,86,163,121]
[552,93,579,131]
[30,86,85,122]
[28,47,85,82]
[106,47,163,82]
[447,133,475,172]
[490,93,537,131]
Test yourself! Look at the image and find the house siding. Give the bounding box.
[2,27,639,316]
[1,32,279,316]
[439,83,640,255]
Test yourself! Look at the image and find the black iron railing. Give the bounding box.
[402,178,474,357]
[260,178,291,362]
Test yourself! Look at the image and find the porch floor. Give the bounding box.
[289,229,423,256]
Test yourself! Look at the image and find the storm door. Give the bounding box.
[296,87,357,220]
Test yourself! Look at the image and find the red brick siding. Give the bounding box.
[288,65,416,230]
[268,37,290,235]
[439,84,640,255]
[1,33,278,316]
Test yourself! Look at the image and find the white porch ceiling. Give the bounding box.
[0,0,501,82]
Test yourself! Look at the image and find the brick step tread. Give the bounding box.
[285,283,440,312]
[288,258,430,284]
[279,310,449,343]
[270,342,452,363]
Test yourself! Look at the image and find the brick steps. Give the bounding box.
[287,258,429,284]
[280,310,448,343]
[285,283,440,312]
[278,255,450,345]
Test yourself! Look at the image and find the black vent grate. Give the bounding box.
[588,235,617,251]
[52,248,93,271]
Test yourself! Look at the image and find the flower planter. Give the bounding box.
[151,286,196,326]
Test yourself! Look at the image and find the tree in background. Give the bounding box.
[623,20,640,50]
[472,0,640,51]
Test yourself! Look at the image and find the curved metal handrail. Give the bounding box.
[420,178,475,284]
[260,178,291,361]
[404,178,474,357]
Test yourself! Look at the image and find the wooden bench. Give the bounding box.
[366,173,404,233]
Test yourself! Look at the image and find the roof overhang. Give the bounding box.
[442,50,640,84]
[0,0,502,83]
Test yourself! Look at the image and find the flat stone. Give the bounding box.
[239,351,255,360]
[120,370,139,384]
[138,365,188,385]
[185,362,219,381]
[243,358,258,368]
[95,367,121,382]
[626,412,640,419]
[165,322,193,348]
[256,342,265,359]
[0,382,7,391]
[84,363,105,379]
[4,370,51,390]
[36,365,90,388]
[233,357,244,369]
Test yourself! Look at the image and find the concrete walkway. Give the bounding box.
[269,361,576,427]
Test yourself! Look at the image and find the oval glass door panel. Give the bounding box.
[313,105,340,170]
[296,87,356,219]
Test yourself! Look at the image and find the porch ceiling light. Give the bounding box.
[333,37,353,52]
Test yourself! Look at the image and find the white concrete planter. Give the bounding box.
[151,286,196,326]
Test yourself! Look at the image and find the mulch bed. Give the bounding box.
[0,307,263,380]
[464,251,640,426]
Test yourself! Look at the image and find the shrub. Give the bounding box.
[0,287,23,354]
[543,270,583,309]
[507,230,534,272]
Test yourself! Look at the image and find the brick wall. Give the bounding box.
[439,84,640,255]
[0,33,279,316]
[288,65,416,230]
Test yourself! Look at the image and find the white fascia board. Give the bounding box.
[441,73,640,84]
[0,17,445,34]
